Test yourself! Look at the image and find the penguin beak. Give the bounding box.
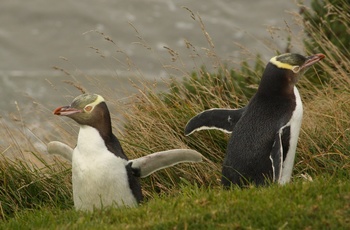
[53,106,82,116]
[302,53,325,69]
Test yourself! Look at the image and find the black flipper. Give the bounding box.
[270,126,287,182]
[125,163,143,203]
[184,108,245,136]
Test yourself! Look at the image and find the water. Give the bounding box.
[0,0,309,155]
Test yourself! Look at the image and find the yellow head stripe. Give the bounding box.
[88,94,105,108]
[269,56,296,70]
[83,95,105,113]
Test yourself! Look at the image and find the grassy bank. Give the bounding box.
[1,174,349,229]
[1,0,350,228]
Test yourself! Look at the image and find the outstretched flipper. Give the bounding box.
[47,141,73,161]
[129,149,203,178]
[48,141,203,178]
[184,108,245,136]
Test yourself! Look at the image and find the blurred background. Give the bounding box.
[0,0,308,149]
[0,1,306,110]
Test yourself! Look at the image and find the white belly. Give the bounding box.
[72,126,137,211]
[279,86,303,184]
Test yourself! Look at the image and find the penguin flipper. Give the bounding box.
[128,149,203,178]
[270,129,284,182]
[47,141,73,162]
[184,108,245,136]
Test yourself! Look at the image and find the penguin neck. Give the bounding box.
[93,106,114,145]
[257,65,296,98]
[76,125,108,154]
[87,103,128,159]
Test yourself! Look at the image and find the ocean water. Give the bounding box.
[0,0,308,156]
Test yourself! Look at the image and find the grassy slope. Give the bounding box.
[1,174,349,229]
[1,1,350,229]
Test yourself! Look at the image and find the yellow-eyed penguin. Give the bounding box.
[184,53,325,187]
[51,94,202,211]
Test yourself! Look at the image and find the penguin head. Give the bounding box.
[53,94,109,126]
[259,53,325,94]
[269,53,325,83]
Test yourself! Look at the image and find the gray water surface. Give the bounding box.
[0,0,308,153]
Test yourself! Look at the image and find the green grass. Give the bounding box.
[1,174,349,229]
[0,156,72,220]
[1,1,350,229]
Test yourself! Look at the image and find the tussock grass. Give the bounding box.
[1,113,73,220]
[117,1,350,194]
[0,155,72,221]
[295,2,350,178]
[1,0,349,227]
[298,86,350,177]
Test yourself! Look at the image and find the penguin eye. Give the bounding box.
[292,66,301,73]
[84,105,93,112]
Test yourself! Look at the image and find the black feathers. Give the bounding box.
[184,53,326,187]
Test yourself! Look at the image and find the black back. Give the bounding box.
[222,63,297,187]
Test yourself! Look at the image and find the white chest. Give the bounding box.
[72,126,137,211]
[279,86,303,184]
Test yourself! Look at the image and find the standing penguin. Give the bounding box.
[185,53,325,187]
[51,94,202,211]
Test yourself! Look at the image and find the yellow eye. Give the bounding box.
[292,66,301,73]
[84,105,93,112]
